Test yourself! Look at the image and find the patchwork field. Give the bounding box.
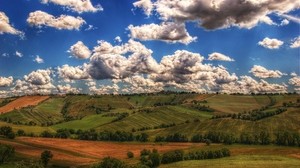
[0,96,49,114]
[0,93,299,167]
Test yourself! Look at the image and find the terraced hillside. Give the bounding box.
[0,93,299,167]
[0,93,298,136]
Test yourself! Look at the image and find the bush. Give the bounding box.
[148,152,161,168]
[127,151,134,158]
[161,150,184,164]
[92,157,127,168]
[17,129,25,136]
[40,150,53,167]
[0,144,15,164]
[0,126,15,139]
[140,149,151,156]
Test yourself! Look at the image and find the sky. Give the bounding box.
[0,0,299,97]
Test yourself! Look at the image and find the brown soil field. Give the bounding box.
[0,137,205,166]
[17,137,205,159]
[0,96,49,114]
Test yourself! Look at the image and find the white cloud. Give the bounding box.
[152,50,205,83]
[289,76,300,87]
[290,72,297,77]
[57,84,81,94]
[290,36,300,48]
[208,52,234,61]
[15,51,23,57]
[27,10,86,30]
[69,41,91,59]
[24,69,52,85]
[258,37,284,49]
[34,55,44,64]
[57,64,89,82]
[41,0,102,13]
[128,22,197,44]
[89,84,119,95]
[0,11,23,36]
[153,0,300,30]
[84,24,97,31]
[280,19,289,26]
[87,39,159,80]
[278,13,300,24]
[250,65,285,78]
[114,36,122,43]
[1,53,9,57]
[0,76,13,87]
[133,0,153,16]
[122,75,164,93]
[231,76,287,94]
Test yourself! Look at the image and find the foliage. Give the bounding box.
[92,157,127,168]
[127,151,134,158]
[40,150,53,167]
[0,126,15,139]
[161,150,184,164]
[0,144,15,164]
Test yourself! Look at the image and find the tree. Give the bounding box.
[148,152,161,168]
[0,126,15,139]
[92,157,127,168]
[127,151,134,158]
[40,150,53,167]
[0,144,15,164]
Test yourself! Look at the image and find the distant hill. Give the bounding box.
[0,93,299,138]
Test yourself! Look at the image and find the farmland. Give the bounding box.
[0,93,299,167]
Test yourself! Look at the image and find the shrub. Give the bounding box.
[40,150,53,167]
[92,157,127,168]
[127,151,134,158]
[0,144,15,164]
[140,149,151,156]
[161,150,184,164]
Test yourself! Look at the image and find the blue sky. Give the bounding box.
[0,0,299,96]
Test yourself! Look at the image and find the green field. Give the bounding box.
[52,114,116,130]
[0,93,299,167]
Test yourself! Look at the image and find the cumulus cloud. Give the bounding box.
[24,69,52,85]
[152,50,205,83]
[114,36,122,43]
[258,37,284,49]
[133,0,154,16]
[89,83,120,95]
[208,52,234,61]
[34,55,44,64]
[15,51,23,57]
[57,84,81,94]
[0,76,13,87]
[250,65,286,78]
[290,36,300,48]
[69,41,91,59]
[153,0,300,30]
[41,0,102,13]
[128,22,197,44]
[280,19,289,26]
[232,76,287,94]
[289,76,300,87]
[87,39,159,80]
[278,13,300,24]
[0,11,23,36]
[57,64,89,82]
[122,75,164,93]
[27,10,86,30]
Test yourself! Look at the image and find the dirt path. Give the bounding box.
[0,96,49,114]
